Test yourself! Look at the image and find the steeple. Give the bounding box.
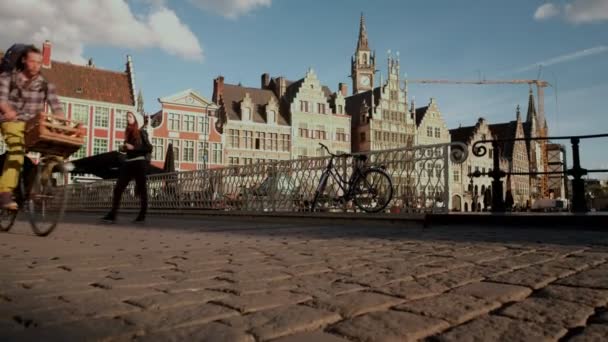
[357,13,370,51]
[137,89,144,114]
[526,87,537,123]
[516,105,521,121]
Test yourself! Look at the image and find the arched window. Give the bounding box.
[363,53,368,65]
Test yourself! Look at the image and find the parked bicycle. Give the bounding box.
[311,143,393,213]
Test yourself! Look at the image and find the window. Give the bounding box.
[454,170,460,182]
[255,132,265,150]
[198,142,209,164]
[168,139,180,161]
[60,102,67,115]
[198,116,210,134]
[93,138,108,155]
[336,128,346,142]
[267,110,275,124]
[299,124,309,138]
[94,107,109,128]
[72,146,86,160]
[243,158,253,165]
[72,104,89,125]
[229,157,239,165]
[244,131,253,149]
[229,129,240,148]
[168,113,180,131]
[427,127,433,137]
[281,134,291,152]
[115,109,127,130]
[184,114,195,132]
[390,90,398,101]
[212,143,222,164]
[299,101,309,112]
[183,140,194,162]
[269,133,278,151]
[318,103,326,114]
[434,127,441,138]
[152,138,164,161]
[360,132,366,142]
[337,105,343,114]
[114,139,124,151]
[489,149,493,159]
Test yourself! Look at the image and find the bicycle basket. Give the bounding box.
[25,113,85,158]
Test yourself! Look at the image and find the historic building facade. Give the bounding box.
[149,89,223,171]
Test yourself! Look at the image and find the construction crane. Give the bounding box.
[408,78,551,199]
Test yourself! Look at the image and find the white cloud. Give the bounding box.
[513,45,608,73]
[0,0,203,64]
[188,0,272,19]
[533,0,608,23]
[534,3,561,20]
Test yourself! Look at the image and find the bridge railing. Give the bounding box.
[470,133,608,213]
[65,142,469,215]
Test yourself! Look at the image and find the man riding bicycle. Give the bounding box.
[0,45,64,210]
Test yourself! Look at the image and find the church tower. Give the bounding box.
[351,13,375,94]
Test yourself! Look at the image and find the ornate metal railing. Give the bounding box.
[65,142,469,215]
[470,133,608,213]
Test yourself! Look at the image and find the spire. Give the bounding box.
[516,104,521,121]
[526,87,537,123]
[357,13,370,51]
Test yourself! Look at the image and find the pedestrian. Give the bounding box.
[0,45,64,210]
[102,111,152,223]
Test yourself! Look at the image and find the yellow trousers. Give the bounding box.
[0,121,25,193]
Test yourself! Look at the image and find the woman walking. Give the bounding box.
[102,111,152,223]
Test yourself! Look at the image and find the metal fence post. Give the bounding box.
[569,137,588,213]
[490,141,506,212]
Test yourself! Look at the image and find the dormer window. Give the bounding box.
[243,107,251,121]
[267,110,275,124]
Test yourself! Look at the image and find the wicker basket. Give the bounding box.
[25,113,85,158]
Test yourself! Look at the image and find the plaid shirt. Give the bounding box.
[0,71,63,122]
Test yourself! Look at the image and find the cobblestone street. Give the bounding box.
[1,214,608,341]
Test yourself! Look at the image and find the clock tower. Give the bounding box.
[352,13,375,94]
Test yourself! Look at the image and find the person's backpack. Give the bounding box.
[1,44,31,74]
[140,129,153,162]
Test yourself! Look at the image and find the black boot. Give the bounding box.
[132,214,145,224]
[101,212,116,223]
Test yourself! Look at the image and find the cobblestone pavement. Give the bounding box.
[2,214,608,341]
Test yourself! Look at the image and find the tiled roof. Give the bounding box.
[345,87,381,119]
[449,125,477,145]
[0,52,135,106]
[221,83,288,125]
[489,121,517,158]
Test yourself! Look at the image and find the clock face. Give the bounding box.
[360,75,370,86]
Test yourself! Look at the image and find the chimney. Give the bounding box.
[339,83,348,96]
[42,40,52,68]
[261,73,270,89]
[212,76,225,103]
[274,76,287,98]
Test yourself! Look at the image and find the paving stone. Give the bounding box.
[271,331,352,342]
[209,279,298,295]
[220,269,292,283]
[569,324,608,342]
[378,279,448,300]
[395,293,500,324]
[434,314,567,342]
[125,290,228,310]
[285,264,332,277]
[134,322,253,342]
[0,317,141,342]
[344,271,413,287]
[537,285,608,307]
[222,305,341,340]
[450,281,532,303]
[499,297,595,329]
[156,279,233,294]
[480,252,557,271]
[59,292,142,318]
[555,264,608,289]
[295,280,364,300]
[332,310,449,342]
[214,291,311,314]
[488,266,562,290]
[314,291,404,318]
[416,266,487,290]
[121,303,238,330]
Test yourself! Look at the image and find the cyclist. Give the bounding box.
[0,45,64,210]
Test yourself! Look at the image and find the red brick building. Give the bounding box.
[149,89,223,171]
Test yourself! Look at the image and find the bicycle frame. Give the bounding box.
[318,155,367,200]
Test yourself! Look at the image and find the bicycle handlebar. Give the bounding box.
[318,143,353,158]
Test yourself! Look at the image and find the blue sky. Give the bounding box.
[2,0,607,177]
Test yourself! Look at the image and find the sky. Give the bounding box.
[1,0,607,178]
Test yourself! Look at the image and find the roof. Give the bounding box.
[221,83,288,125]
[489,121,518,158]
[345,87,381,119]
[0,52,135,106]
[415,106,429,127]
[449,125,477,144]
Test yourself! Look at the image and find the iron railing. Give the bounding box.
[65,142,469,215]
[470,133,608,213]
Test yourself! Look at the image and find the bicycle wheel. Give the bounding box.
[26,161,68,236]
[0,209,17,232]
[352,168,393,213]
[311,172,330,212]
